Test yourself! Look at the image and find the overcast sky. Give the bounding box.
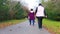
[13,0,48,10]
[13,0,41,10]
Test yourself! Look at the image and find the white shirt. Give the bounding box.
[36,6,45,17]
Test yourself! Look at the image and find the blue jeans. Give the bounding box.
[29,19,35,26]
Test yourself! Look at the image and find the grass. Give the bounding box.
[0,18,26,28]
[43,19,60,34]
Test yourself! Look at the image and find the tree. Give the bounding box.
[0,0,27,21]
[0,0,9,21]
[44,0,60,21]
[12,2,27,19]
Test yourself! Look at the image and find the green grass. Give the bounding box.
[0,18,26,28]
[43,19,60,34]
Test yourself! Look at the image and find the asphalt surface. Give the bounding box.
[0,20,51,34]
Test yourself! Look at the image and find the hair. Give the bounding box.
[31,9,33,11]
[39,3,42,6]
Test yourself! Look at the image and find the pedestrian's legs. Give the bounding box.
[37,17,43,29]
[32,20,35,26]
[39,17,43,28]
[29,19,31,25]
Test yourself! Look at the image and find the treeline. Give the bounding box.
[0,0,27,21]
[42,0,60,21]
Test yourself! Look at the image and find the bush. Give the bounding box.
[0,0,9,21]
[45,0,60,21]
[0,0,27,21]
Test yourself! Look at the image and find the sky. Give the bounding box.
[14,0,41,10]
[20,0,41,10]
[13,0,48,10]
[21,0,40,10]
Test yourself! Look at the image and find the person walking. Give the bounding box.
[35,3,47,29]
[28,9,35,26]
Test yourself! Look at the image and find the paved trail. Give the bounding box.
[0,20,51,34]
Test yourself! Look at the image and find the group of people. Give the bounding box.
[28,3,47,29]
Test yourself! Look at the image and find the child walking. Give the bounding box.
[28,9,35,26]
